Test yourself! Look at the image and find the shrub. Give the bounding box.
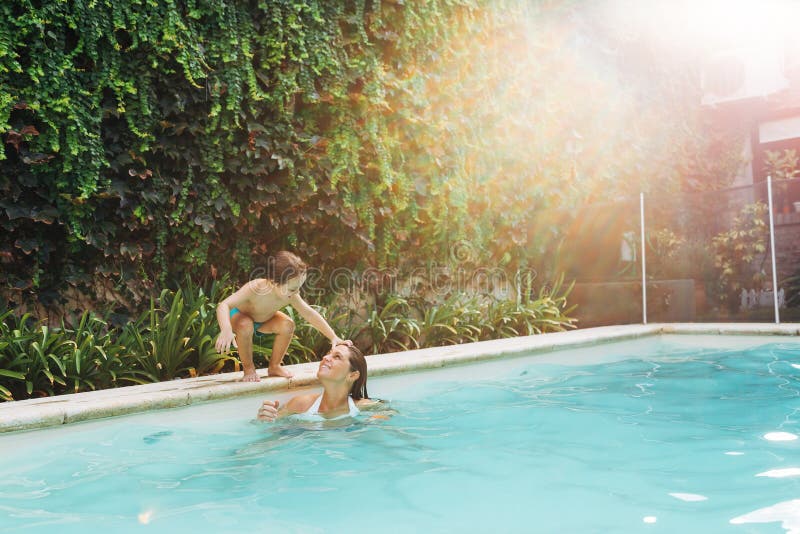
[61,311,130,393]
[0,311,71,399]
[0,276,577,402]
[121,288,234,383]
[712,202,769,311]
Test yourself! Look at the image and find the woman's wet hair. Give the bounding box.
[265,251,308,285]
[344,345,369,400]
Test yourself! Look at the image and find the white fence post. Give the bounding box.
[640,192,647,325]
[767,176,780,324]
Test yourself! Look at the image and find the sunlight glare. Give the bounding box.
[600,0,800,58]
[685,0,799,51]
[138,509,154,525]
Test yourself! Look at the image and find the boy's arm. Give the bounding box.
[289,294,349,347]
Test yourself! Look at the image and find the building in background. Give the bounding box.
[702,31,800,208]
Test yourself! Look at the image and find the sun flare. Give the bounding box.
[597,0,800,60]
[138,510,154,525]
[685,0,800,50]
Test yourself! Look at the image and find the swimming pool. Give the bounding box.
[2,333,800,532]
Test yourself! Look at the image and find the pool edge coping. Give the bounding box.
[2,322,798,433]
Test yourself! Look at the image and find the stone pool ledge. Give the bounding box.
[1,323,798,433]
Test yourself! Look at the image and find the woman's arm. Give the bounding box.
[356,398,397,420]
[355,398,384,410]
[256,393,317,422]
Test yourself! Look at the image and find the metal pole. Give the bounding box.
[767,176,780,324]
[640,192,647,324]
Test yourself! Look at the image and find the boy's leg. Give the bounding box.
[257,311,295,378]
[230,313,260,382]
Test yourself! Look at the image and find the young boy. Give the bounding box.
[215,251,350,381]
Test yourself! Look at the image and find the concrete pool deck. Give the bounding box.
[2,323,799,433]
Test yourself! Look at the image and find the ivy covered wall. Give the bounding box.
[0,0,741,315]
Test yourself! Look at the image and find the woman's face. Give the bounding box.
[317,345,356,383]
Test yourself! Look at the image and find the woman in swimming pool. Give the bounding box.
[256,344,372,421]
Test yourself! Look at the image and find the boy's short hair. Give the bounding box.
[266,251,308,285]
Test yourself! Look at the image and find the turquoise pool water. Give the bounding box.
[2,335,800,533]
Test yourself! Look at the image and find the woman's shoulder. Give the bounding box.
[285,392,319,414]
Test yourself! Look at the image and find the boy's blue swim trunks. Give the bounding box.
[230,307,265,332]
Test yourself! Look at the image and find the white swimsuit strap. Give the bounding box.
[306,394,323,415]
[306,394,359,417]
[347,396,359,416]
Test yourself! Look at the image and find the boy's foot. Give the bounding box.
[268,366,294,379]
[241,371,261,382]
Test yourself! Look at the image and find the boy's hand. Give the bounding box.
[331,337,353,350]
[215,330,238,353]
[257,400,280,422]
